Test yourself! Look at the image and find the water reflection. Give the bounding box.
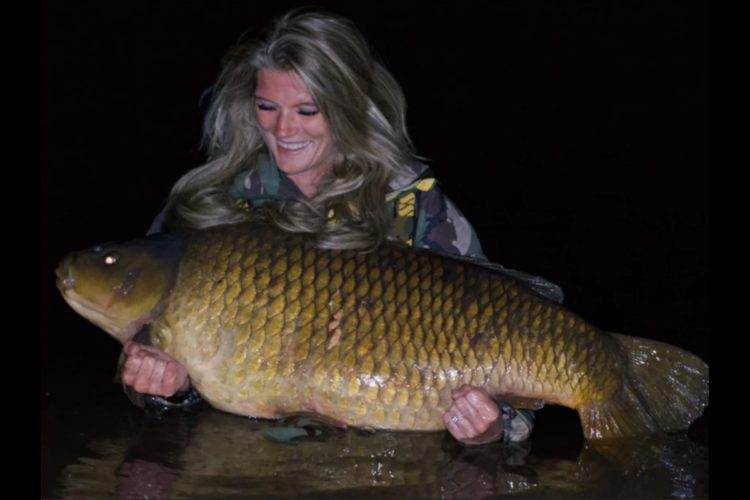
[51,405,708,499]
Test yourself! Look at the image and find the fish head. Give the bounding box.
[56,233,183,344]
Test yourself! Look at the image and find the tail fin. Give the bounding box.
[578,334,709,440]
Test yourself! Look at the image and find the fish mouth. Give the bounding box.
[55,260,112,320]
[55,260,75,292]
[56,276,133,343]
[54,259,114,325]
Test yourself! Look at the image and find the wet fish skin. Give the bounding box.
[56,222,709,440]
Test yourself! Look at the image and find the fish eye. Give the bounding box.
[103,252,120,265]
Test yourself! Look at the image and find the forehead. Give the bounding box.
[255,69,314,103]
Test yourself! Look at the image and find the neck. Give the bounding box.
[287,170,324,198]
[291,180,318,198]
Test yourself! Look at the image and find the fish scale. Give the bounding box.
[57,221,709,440]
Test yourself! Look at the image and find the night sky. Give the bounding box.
[41,1,709,394]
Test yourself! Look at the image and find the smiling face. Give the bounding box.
[254,69,338,197]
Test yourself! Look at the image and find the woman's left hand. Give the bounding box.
[443,385,504,445]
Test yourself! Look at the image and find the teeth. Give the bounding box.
[278,140,311,151]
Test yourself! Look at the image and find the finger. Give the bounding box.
[454,416,478,441]
[122,354,144,385]
[451,384,474,400]
[457,394,505,444]
[466,390,501,422]
[165,362,191,394]
[443,406,459,428]
[148,359,168,395]
[448,399,480,438]
[454,397,483,436]
[123,341,140,356]
[163,362,177,393]
[135,344,173,358]
[444,408,471,441]
[460,418,505,446]
[133,356,157,394]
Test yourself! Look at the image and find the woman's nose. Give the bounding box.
[274,110,298,137]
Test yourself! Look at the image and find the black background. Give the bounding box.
[41,1,709,394]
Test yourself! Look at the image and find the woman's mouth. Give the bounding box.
[277,140,312,152]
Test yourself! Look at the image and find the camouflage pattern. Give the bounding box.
[228,157,486,259]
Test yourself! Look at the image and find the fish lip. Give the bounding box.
[55,263,74,291]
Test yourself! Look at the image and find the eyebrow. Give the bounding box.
[254,95,318,107]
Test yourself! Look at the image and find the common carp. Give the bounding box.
[56,221,708,440]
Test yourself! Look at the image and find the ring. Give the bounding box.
[451,414,463,424]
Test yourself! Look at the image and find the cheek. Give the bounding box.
[305,117,332,142]
[255,111,276,133]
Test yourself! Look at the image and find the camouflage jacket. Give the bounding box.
[227,156,486,258]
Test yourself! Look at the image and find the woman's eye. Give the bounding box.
[256,102,275,111]
[298,109,319,117]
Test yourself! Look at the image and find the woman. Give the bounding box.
[123,8,551,445]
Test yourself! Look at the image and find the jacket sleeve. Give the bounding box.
[412,182,486,259]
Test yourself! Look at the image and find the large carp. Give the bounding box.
[56,222,708,440]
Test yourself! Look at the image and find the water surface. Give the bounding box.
[42,382,708,499]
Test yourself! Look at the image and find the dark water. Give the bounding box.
[42,380,708,499]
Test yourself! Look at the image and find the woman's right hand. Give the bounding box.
[122,341,190,397]
[443,385,505,445]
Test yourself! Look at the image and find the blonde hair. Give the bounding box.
[163,9,419,251]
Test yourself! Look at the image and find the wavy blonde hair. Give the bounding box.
[163,9,420,251]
